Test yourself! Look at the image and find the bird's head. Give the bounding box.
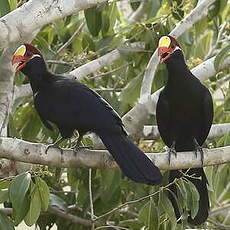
[12,44,42,72]
[158,35,181,63]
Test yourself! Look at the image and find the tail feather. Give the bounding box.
[98,133,162,185]
[168,168,209,225]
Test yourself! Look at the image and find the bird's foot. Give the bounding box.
[194,144,204,165]
[72,145,92,156]
[193,138,204,165]
[45,143,63,155]
[168,142,177,165]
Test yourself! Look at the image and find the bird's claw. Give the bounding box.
[168,146,177,165]
[194,139,204,165]
[45,143,63,155]
[194,145,204,165]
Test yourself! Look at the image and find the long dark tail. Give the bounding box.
[98,133,162,185]
[168,168,209,225]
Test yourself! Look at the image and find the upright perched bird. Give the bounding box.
[12,43,162,185]
[156,36,213,225]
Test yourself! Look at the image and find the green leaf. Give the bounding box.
[184,180,199,219]
[159,191,177,228]
[0,211,15,230]
[100,170,121,204]
[9,172,31,225]
[139,199,159,230]
[0,0,10,16]
[0,180,10,190]
[119,73,143,112]
[8,0,17,10]
[84,6,102,37]
[208,0,221,20]
[0,190,9,203]
[35,177,50,211]
[82,33,95,52]
[214,44,230,71]
[101,13,110,36]
[24,184,42,226]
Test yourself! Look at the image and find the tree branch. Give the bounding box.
[210,204,230,217]
[70,42,145,80]
[128,0,149,24]
[56,21,85,55]
[142,123,230,140]
[48,206,92,227]
[0,0,109,49]
[0,206,93,227]
[139,0,216,103]
[0,137,230,170]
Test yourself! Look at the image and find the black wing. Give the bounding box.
[156,89,172,147]
[35,77,125,135]
[200,89,213,143]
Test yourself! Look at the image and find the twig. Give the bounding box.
[90,62,132,79]
[207,218,230,230]
[210,204,230,217]
[89,168,95,230]
[48,206,92,227]
[95,226,130,230]
[218,182,230,203]
[206,21,228,59]
[46,60,73,66]
[94,180,177,222]
[56,22,85,55]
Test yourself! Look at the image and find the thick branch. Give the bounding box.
[0,0,109,49]
[0,48,15,136]
[0,137,229,170]
[70,49,121,80]
[70,42,145,80]
[139,0,216,102]
[142,123,230,140]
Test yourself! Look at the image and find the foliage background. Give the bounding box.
[0,0,230,229]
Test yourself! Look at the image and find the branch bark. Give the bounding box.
[70,42,145,80]
[48,206,92,227]
[0,137,229,170]
[139,0,216,103]
[0,48,14,136]
[0,0,109,49]
[142,123,230,140]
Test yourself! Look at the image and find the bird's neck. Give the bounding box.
[165,57,190,84]
[21,57,52,93]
